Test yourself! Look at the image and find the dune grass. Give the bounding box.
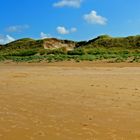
[0,47,140,63]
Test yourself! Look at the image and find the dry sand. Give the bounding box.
[0,62,140,140]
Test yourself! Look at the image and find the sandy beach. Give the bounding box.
[0,62,140,140]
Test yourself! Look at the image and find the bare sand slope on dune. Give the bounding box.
[0,63,140,140]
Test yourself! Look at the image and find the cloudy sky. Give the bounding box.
[0,0,140,44]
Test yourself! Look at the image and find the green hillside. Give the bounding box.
[1,35,140,50]
[0,35,140,63]
[2,38,43,50]
[77,35,140,48]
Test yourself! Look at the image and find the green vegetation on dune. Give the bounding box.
[3,38,43,51]
[0,35,140,63]
[79,35,140,48]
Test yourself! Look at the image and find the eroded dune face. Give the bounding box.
[43,38,75,50]
[0,64,140,140]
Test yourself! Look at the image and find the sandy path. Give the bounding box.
[0,64,140,140]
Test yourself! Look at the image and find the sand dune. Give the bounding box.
[0,63,140,140]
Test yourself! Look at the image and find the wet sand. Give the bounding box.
[0,62,140,140]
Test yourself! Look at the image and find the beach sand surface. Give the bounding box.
[0,62,140,140]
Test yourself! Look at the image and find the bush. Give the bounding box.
[8,49,38,56]
[68,48,86,55]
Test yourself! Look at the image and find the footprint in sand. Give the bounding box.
[37,131,46,136]
[11,73,29,78]
[134,88,139,91]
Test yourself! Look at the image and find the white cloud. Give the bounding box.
[40,32,51,39]
[84,10,107,25]
[0,35,15,44]
[53,0,82,8]
[6,25,29,33]
[56,26,77,35]
[70,27,77,33]
[56,26,70,34]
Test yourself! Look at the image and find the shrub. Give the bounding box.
[68,48,86,55]
[9,49,38,56]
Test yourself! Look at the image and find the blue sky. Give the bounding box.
[0,0,140,44]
